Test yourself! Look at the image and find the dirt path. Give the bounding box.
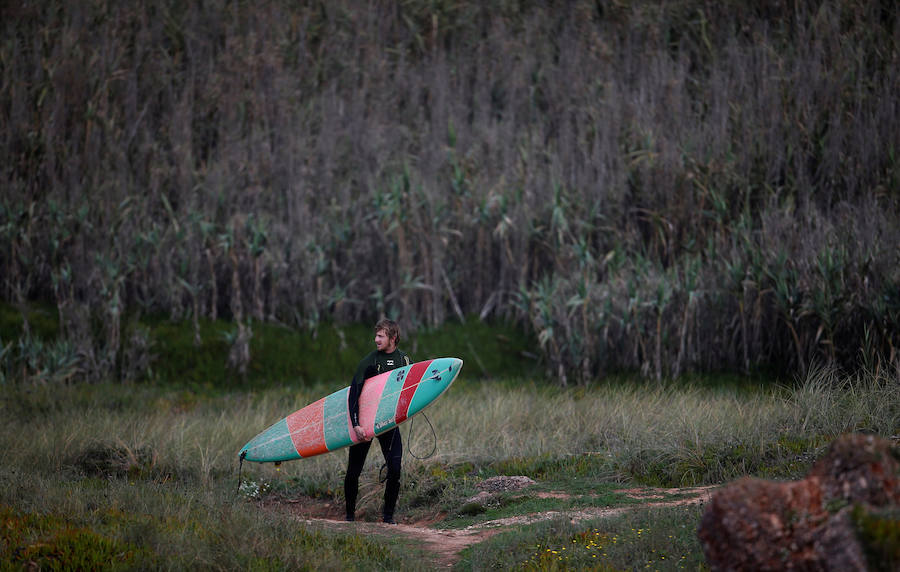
[457,486,715,532]
[264,486,715,568]
[290,519,500,569]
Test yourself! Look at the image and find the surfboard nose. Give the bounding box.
[425,357,463,384]
[436,356,462,377]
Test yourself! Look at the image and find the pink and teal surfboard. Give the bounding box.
[239,357,463,463]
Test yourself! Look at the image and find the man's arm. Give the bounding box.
[348,355,377,438]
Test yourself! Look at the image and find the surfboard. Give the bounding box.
[239,357,463,463]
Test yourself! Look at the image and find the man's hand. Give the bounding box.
[353,426,367,441]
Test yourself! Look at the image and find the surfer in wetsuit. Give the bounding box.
[345,318,411,524]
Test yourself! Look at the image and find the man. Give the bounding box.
[345,318,411,524]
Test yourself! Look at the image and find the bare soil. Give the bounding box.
[261,484,716,568]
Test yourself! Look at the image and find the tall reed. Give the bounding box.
[1,0,897,383]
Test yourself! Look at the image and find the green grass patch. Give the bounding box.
[0,504,153,571]
[0,302,59,342]
[853,505,900,571]
[456,504,707,571]
[144,316,373,387]
[2,301,536,387]
[1,477,423,571]
[440,484,638,530]
[147,314,536,386]
[622,437,826,488]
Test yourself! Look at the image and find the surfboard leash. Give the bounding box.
[376,411,438,483]
[236,450,247,496]
[406,411,437,460]
[400,360,448,462]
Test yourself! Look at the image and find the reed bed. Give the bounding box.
[2,0,898,384]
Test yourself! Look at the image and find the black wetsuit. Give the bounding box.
[345,349,411,522]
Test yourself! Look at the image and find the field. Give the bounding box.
[3,2,897,567]
[3,366,897,570]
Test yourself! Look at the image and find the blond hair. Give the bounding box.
[374,318,401,346]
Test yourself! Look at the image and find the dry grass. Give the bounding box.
[2,365,897,567]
